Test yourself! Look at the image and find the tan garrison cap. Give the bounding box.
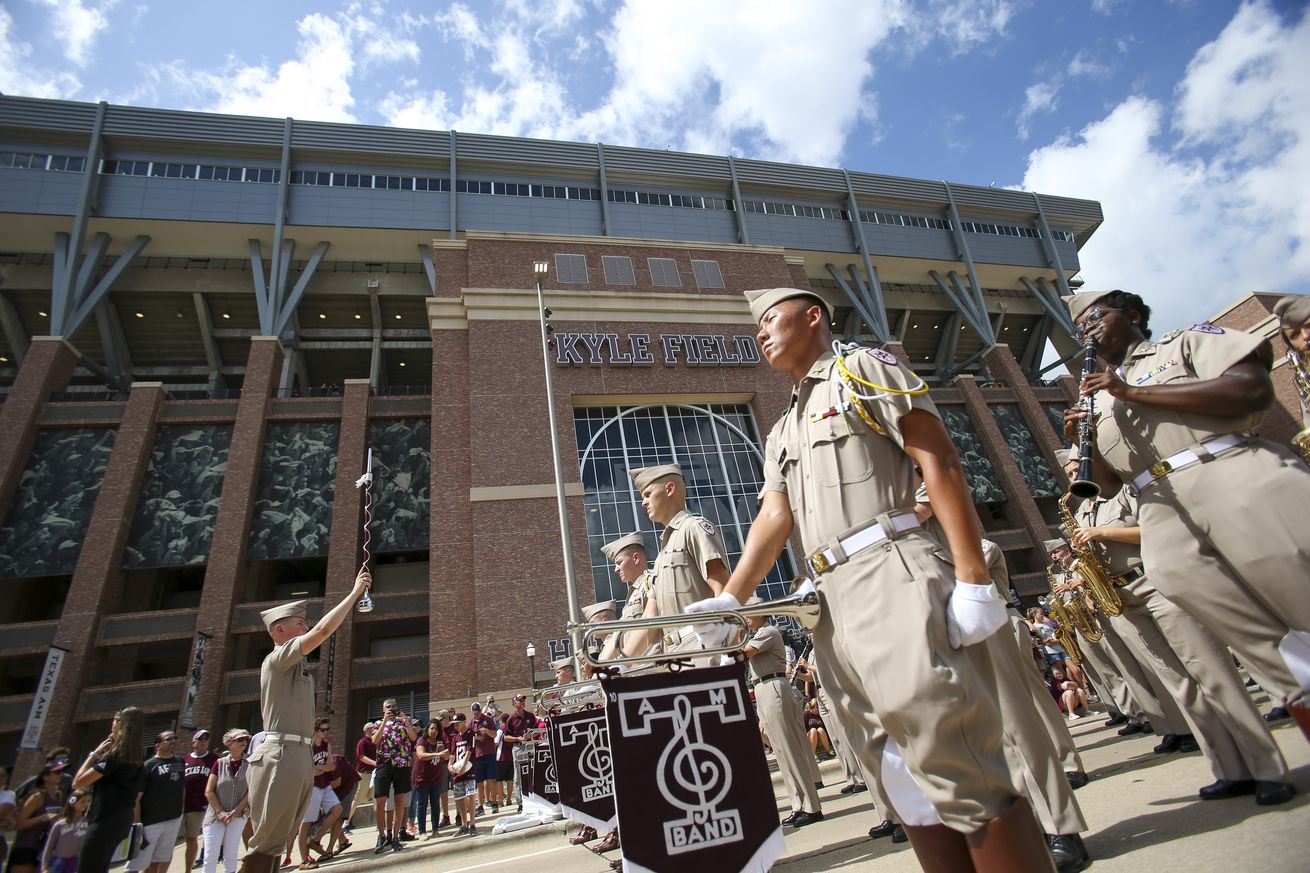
[581,600,619,622]
[1273,295,1310,330]
[629,463,683,492]
[260,600,307,631]
[1064,289,1119,324]
[1043,538,1070,554]
[550,657,575,671]
[744,287,831,325]
[601,531,646,560]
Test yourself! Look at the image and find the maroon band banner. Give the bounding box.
[601,661,783,873]
[526,729,560,809]
[550,707,617,832]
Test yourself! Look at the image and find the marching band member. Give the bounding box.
[1272,294,1310,429]
[1064,288,1310,751]
[742,603,824,828]
[692,287,1055,872]
[597,532,656,666]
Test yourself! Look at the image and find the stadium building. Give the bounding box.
[0,93,1113,771]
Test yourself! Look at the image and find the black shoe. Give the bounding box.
[868,819,896,839]
[891,824,908,844]
[399,830,416,841]
[840,784,858,795]
[390,837,402,852]
[1244,677,1257,687]
[516,803,522,813]
[1117,722,1146,736]
[475,805,485,816]
[440,815,450,827]
[813,780,823,791]
[1152,728,1184,749]
[469,825,478,836]
[850,783,867,794]
[1199,778,1256,800]
[782,810,823,829]
[1047,833,1091,873]
[373,835,388,855]
[456,825,468,835]
[489,802,499,813]
[1255,781,1297,806]
[1265,706,1290,722]
[1066,771,1089,790]
[1103,713,1129,727]
[1176,734,1199,753]
[1141,721,1154,734]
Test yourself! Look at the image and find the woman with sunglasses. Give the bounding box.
[202,730,252,873]
[72,707,145,873]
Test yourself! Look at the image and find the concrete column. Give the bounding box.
[185,337,284,737]
[322,379,371,739]
[15,382,165,778]
[0,337,79,521]
[429,328,475,698]
[983,344,1069,488]
[953,373,1052,557]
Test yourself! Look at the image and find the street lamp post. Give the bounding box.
[526,642,537,691]
[533,260,584,665]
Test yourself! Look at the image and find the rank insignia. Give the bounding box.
[864,348,900,366]
[698,519,717,535]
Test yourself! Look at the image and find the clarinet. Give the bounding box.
[791,641,814,690]
[1070,340,1101,499]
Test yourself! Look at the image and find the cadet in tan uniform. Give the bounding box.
[597,532,655,665]
[1065,288,1310,753]
[1066,472,1295,803]
[1272,294,1310,430]
[691,287,1054,873]
[622,464,729,659]
[241,568,371,873]
[916,492,1090,872]
[742,604,823,828]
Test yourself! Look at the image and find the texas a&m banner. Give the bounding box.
[601,660,783,873]
[550,707,618,832]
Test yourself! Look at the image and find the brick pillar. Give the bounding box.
[429,329,474,698]
[0,337,79,521]
[185,337,284,739]
[984,344,1070,489]
[14,382,165,779]
[954,373,1052,555]
[322,380,370,738]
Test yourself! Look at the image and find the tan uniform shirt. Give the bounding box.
[762,349,936,550]
[746,624,787,682]
[1093,325,1266,482]
[1073,491,1143,577]
[619,570,654,620]
[260,637,314,736]
[652,510,727,616]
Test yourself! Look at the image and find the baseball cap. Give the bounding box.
[437,709,451,720]
[453,712,467,722]
[512,694,527,703]
[193,728,210,740]
[471,702,482,711]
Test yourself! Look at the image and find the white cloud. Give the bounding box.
[1022,1,1310,332]
[921,0,1017,53]
[1016,80,1059,140]
[0,7,82,98]
[34,0,115,67]
[1067,49,1109,78]
[1090,0,1121,14]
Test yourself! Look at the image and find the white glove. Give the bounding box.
[946,580,1006,648]
[685,592,743,651]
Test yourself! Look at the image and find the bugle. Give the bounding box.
[535,680,605,712]
[572,577,821,669]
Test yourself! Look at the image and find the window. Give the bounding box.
[555,253,588,284]
[601,256,635,286]
[691,259,725,289]
[574,404,796,603]
[647,257,681,288]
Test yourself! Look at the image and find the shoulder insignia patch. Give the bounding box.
[698,518,717,535]
[863,347,900,366]
[1188,323,1224,335]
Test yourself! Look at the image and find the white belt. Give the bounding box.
[663,624,699,647]
[262,732,313,746]
[808,512,922,575]
[1129,433,1247,495]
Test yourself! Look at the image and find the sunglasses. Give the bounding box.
[159,736,177,742]
[231,738,250,745]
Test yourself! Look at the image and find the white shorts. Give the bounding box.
[126,816,183,869]
[301,786,341,823]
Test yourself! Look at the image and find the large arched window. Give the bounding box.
[575,403,796,604]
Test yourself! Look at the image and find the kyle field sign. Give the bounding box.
[554,333,761,367]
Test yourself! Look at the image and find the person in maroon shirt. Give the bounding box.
[348,723,376,831]
[411,720,448,839]
[469,703,500,815]
[182,730,218,872]
[445,714,478,836]
[502,695,537,815]
[311,756,357,860]
[295,719,341,869]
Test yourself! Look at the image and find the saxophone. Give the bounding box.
[1289,350,1310,462]
[1042,569,1087,662]
[1058,492,1124,616]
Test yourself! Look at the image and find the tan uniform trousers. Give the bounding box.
[754,678,821,814]
[1090,622,1190,735]
[1110,579,1290,783]
[811,536,1018,832]
[1137,445,1310,705]
[1006,617,1084,775]
[816,683,866,788]
[985,615,1087,836]
[1075,636,1144,723]
[247,741,313,856]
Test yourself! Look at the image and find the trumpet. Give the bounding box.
[573,577,822,670]
[535,680,606,712]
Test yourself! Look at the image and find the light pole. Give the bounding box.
[526,642,537,691]
[533,260,583,665]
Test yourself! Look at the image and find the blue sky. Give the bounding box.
[2,0,1308,331]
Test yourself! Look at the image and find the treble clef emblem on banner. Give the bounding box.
[577,721,613,801]
[658,695,731,819]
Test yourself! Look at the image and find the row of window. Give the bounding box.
[557,253,726,289]
[4,151,1078,244]
[0,151,86,171]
